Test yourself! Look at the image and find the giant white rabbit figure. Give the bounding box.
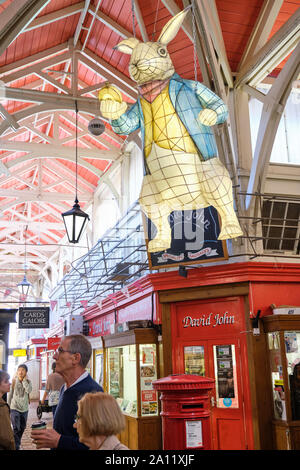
[99,8,243,253]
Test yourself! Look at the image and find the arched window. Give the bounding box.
[249,88,300,164]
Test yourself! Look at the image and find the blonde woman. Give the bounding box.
[74,392,129,450]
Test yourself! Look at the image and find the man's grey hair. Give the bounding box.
[66,334,92,368]
[0,369,9,384]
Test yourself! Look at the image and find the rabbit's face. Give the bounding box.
[129,42,175,85]
[114,9,189,85]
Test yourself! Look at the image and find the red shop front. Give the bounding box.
[84,262,300,450]
[170,296,253,450]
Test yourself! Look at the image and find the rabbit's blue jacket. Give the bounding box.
[111,73,228,161]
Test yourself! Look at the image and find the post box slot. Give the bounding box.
[181,403,204,409]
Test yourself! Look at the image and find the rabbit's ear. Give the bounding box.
[113,37,140,55]
[157,8,189,45]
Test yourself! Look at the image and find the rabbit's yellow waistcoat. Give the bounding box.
[140,84,198,158]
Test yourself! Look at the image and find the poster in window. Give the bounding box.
[141,365,155,377]
[214,345,239,408]
[284,332,298,353]
[184,346,205,375]
[140,346,158,416]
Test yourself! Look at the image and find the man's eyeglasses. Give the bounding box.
[56,347,74,354]
[74,413,81,423]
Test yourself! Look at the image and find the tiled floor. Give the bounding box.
[20,400,53,450]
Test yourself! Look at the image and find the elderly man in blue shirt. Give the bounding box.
[31,334,103,450]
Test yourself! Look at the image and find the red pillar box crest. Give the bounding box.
[153,374,214,450]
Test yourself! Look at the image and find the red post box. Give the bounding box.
[153,374,214,450]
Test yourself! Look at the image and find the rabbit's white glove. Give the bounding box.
[198,108,218,126]
[100,100,127,120]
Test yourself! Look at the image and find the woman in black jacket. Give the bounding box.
[0,370,15,450]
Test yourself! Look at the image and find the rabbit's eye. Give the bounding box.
[157,47,167,57]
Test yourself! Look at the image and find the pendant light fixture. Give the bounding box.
[18,226,32,296]
[62,100,90,243]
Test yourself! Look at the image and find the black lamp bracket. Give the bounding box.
[251,309,261,336]
[179,265,188,278]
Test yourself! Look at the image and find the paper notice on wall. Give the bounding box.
[141,390,157,402]
[185,420,203,448]
[142,347,154,364]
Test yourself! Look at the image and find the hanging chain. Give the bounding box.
[75,100,78,202]
[152,0,160,41]
[131,0,136,38]
[24,224,28,274]
[24,230,27,273]
[191,0,197,82]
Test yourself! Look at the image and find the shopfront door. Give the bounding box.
[171,296,253,450]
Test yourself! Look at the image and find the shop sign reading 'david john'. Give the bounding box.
[18,307,50,329]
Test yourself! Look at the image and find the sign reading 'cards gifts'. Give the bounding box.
[18,307,49,329]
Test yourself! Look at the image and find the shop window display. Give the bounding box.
[267,328,300,422]
[107,345,138,417]
[267,332,286,420]
[104,329,161,449]
[263,316,300,450]
[284,331,300,420]
[107,343,159,418]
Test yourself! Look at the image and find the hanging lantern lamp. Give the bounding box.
[61,101,90,243]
